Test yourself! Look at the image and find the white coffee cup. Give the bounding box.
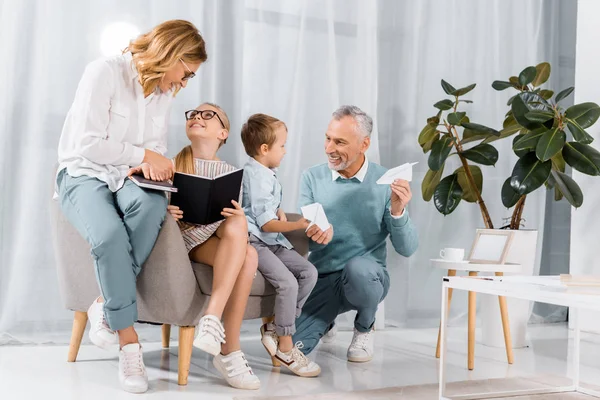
[440,248,464,262]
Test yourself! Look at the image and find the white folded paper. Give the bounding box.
[300,202,330,231]
[376,162,418,185]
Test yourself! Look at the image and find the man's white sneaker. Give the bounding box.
[193,315,225,356]
[118,343,148,393]
[87,298,118,350]
[321,323,337,344]
[213,350,260,390]
[275,343,321,377]
[347,328,374,363]
[260,323,278,356]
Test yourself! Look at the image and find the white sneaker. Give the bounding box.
[260,323,278,356]
[213,350,260,390]
[193,315,225,356]
[321,323,337,344]
[347,328,374,363]
[275,343,321,377]
[87,298,118,350]
[118,343,148,393]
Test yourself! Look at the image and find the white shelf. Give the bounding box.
[430,258,522,273]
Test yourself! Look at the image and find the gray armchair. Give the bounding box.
[50,194,308,385]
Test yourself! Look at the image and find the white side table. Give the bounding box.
[431,259,522,370]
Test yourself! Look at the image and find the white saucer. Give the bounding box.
[431,258,469,264]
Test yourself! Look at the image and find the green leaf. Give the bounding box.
[452,83,476,97]
[566,119,594,144]
[428,136,454,171]
[539,89,554,100]
[532,62,551,87]
[513,135,530,157]
[422,165,445,201]
[422,131,440,153]
[535,128,566,162]
[555,87,574,103]
[461,129,490,145]
[433,174,462,215]
[510,152,552,195]
[459,100,473,104]
[461,143,499,166]
[562,141,600,176]
[565,102,600,129]
[509,76,519,86]
[492,81,514,91]
[507,94,517,106]
[511,92,552,130]
[503,114,517,128]
[448,112,467,126]
[518,66,537,86]
[461,122,500,136]
[513,130,546,152]
[418,123,437,147]
[524,111,554,123]
[551,151,566,173]
[434,99,454,111]
[455,165,483,202]
[483,123,521,144]
[441,79,456,95]
[551,170,583,208]
[501,177,521,208]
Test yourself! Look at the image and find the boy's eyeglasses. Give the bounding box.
[179,59,196,81]
[185,109,225,128]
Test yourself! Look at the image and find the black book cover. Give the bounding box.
[170,169,243,225]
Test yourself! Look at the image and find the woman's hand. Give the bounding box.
[128,163,152,179]
[277,208,288,222]
[142,149,174,181]
[221,200,245,218]
[306,224,334,245]
[167,205,183,221]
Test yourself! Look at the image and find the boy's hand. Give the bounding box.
[295,218,311,231]
[277,208,288,222]
[221,200,245,218]
[167,205,183,221]
[306,224,334,245]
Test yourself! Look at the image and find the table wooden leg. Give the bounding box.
[468,271,477,370]
[496,271,514,364]
[436,269,457,358]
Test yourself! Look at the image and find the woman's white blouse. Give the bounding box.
[57,52,173,192]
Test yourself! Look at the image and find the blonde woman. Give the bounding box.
[56,20,206,393]
[167,103,261,390]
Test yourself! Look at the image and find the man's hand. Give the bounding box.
[391,179,412,216]
[306,224,334,245]
[277,208,288,222]
[142,149,174,181]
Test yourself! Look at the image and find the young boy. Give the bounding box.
[241,113,321,377]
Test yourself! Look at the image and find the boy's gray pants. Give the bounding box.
[249,235,318,336]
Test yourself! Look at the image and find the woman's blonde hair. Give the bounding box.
[174,103,230,174]
[125,20,207,97]
[241,113,286,157]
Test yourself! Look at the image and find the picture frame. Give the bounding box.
[468,229,515,264]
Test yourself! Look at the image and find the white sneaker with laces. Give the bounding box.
[260,323,278,356]
[87,298,118,350]
[275,342,321,377]
[321,323,337,344]
[347,328,374,362]
[193,315,225,356]
[118,343,148,393]
[213,350,260,390]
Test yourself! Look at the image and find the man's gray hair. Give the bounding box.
[332,105,373,138]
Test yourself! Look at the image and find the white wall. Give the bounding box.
[570,0,600,333]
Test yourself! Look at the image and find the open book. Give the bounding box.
[170,169,243,225]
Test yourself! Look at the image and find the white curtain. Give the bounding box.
[0,0,575,344]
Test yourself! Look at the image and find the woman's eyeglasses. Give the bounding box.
[180,59,196,81]
[185,109,225,128]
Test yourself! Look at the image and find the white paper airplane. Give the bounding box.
[376,162,418,185]
[300,203,330,231]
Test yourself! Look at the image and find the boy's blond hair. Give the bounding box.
[241,113,286,157]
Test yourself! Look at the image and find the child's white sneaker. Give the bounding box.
[118,343,148,393]
[87,298,118,350]
[213,350,260,390]
[193,315,225,356]
[347,328,374,362]
[260,323,278,356]
[275,342,321,377]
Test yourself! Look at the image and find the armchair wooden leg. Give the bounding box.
[261,316,280,367]
[468,271,477,370]
[178,326,195,386]
[68,311,88,362]
[496,272,514,364]
[162,324,171,349]
[436,269,457,358]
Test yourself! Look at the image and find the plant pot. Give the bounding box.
[480,229,540,348]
